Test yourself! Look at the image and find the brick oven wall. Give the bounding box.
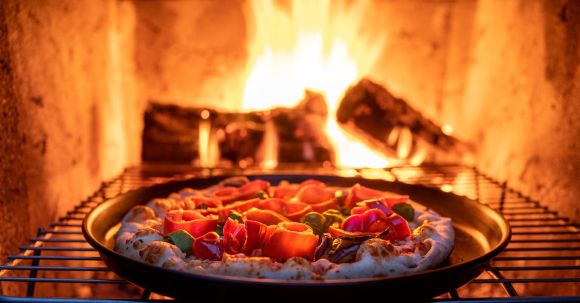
[0,0,140,272]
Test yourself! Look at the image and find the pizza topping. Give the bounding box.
[262,222,318,261]
[218,198,261,219]
[258,198,312,221]
[245,208,290,226]
[297,184,334,204]
[192,232,223,261]
[163,210,218,238]
[223,218,247,254]
[165,230,195,255]
[315,233,371,263]
[242,220,268,255]
[391,202,415,221]
[343,184,383,209]
[300,209,344,235]
[300,212,326,235]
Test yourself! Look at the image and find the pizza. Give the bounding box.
[115,177,454,280]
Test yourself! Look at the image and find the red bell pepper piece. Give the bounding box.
[245,208,289,226]
[192,232,223,260]
[299,179,325,188]
[262,222,318,260]
[310,199,338,213]
[163,210,217,238]
[273,185,299,199]
[189,197,223,208]
[217,198,261,219]
[297,184,334,204]
[257,198,312,221]
[237,179,270,200]
[211,187,241,204]
[222,218,247,254]
[242,219,267,255]
[343,184,382,209]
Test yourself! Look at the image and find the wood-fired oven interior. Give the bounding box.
[1,0,579,299]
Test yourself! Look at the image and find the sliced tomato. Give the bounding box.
[297,184,335,204]
[245,208,289,226]
[262,222,318,260]
[238,179,270,200]
[343,184,383,209]
[242,219,267,255]
[223,218,247,254]
[217,198,261,219]
[351,206,369,215]
[192,232,223,260]
[163,210,217,237]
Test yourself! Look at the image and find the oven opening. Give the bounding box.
[1,0,578,301]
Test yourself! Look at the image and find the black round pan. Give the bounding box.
[83,174,510,302]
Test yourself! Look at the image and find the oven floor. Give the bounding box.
[1,164,578,301]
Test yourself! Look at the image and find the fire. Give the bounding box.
[241,0,387,168]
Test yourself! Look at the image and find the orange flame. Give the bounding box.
[242,0,387,167]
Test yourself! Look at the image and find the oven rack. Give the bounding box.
[0,164,578,302]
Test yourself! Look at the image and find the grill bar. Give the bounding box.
[0,164,577,301]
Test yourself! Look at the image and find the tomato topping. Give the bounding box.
[245,208,289,226]
[257,198,313,221]
[297,184,334,204]
[192,232,223,260]
[217,198,261,219]
[343,184,383,209]
[222,218,247,254]
[262,222,318,260]
[163,210,217,237]
[242,220,267,255]
[335,211,411,241]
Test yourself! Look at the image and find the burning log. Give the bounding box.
[337,79,471,163]
[142,93,334,166]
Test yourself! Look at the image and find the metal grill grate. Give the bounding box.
[1,164,579,302]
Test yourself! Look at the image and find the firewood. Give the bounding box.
[337,78,470,163]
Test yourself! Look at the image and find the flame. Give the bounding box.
[241,0,387,168]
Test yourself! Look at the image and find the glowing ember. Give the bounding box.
[241,0,387,168]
